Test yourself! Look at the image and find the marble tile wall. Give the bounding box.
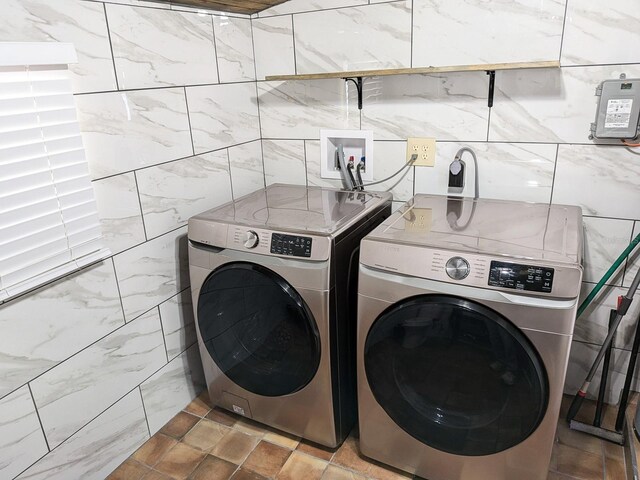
[412,0,566,66]
[106,4,219,89]
[249,0,640,405]
[1,0,640,478]
[0,1,261,478]
[293,2,412,74]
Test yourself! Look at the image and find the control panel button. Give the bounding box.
[243,230,259,249]
[270,233,312,258]
[488,261,554,293]
[446,256,470,280]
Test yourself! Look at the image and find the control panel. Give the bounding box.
[270,233,312,258]
[488,261,554,293]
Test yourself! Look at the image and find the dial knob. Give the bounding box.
[445,256,470,280]
[243,230,259,249]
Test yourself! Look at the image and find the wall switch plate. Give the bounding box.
[407,138,436,166]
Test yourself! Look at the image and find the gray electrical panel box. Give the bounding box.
[591,76,640,140]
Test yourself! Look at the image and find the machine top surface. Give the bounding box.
[367,195,583,266]
[191,184,392,236]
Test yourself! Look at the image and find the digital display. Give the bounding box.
[488,261,554,293]
[621,83,633,90]
[270,233,312,258]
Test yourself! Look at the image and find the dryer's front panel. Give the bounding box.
[197,261,321,397]
[363,294,548,457]
[356,279,572,479]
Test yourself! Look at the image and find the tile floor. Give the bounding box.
[109,392,636,480]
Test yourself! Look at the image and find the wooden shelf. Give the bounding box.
[265,60,560,81]
[155,0,288,15]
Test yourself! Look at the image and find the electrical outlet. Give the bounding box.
[406,138,436,166]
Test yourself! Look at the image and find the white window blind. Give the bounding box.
[0,44,109,302]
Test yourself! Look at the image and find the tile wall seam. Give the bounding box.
[290,15,298,76]
[27,336,192,457]
[248,16,265,188]
[581,215,640,223]
[169,339,199,362]
[548,143,560,206]
[0,261,187,406]
[64,62,640,99]
[0,263,128,405]
[620,223,637,287]
[73,79,257,97]
[27,383,51,453]
[28,379,155,468]
[573,338,638,355]
[132,171,149,241]
[225,148,236,200]
[138,385,153,439]
[303,140,310,187]
[13,443,48,480]
[301,140,310,187]
[259,138,267,187]
[258,136,640,147]
[83,0,252,18]
[89,138,261,182]
[110,257,128,326]
[561,62,640,68]
[410,0,414,68]
[558,0,571,64]
[184,86,197,156]
[156,306,171,364]
[210,15,223,84]
[158,285,192,352]
[248,17,260,82]
[102,2,120,91]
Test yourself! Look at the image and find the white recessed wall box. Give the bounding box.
[320,129,374,183]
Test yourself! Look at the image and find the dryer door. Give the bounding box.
[197,261,321,397]
[364,294,548,456]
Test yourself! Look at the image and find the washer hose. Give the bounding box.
[577,231,640,318]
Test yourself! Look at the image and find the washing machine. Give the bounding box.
[356,194,583,480]
[188,184,391,447]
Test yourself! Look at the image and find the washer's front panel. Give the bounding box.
[197,262,321,398]
[202,285,338,447]
[188,218,331,261]
[188,246,338,447]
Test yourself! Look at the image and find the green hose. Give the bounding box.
[577,231,640,318]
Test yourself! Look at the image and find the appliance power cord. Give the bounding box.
[352,154,418,190]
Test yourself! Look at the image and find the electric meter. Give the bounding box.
[590,75,640,140]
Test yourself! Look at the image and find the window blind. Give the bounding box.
[0,55,109,302]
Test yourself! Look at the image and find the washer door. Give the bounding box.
[197,262,321,397]
[364,294,549,456]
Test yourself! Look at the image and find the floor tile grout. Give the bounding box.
[110,392,631,480]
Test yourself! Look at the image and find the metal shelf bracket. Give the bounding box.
[486,70,496,108]
[344,77,364,110]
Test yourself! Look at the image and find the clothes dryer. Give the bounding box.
[357,195,583,479]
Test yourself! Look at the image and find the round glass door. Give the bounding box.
[364,294,548,456]
[197,262,321,397]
